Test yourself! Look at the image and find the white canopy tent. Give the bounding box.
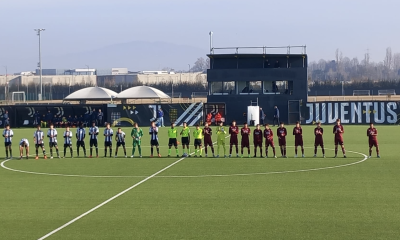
[117,86,171,99]
[64,87,118,101]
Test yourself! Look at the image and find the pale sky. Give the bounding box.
[1,0,399,73]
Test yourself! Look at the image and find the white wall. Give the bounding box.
[6,75,97,86]
[137,72,206,85]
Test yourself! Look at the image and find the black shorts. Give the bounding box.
[76,141,85,147]
[105,141,112,147]
[150,140,159,146]
[4,142,11,147]
[35,143,44,148]
[90,139,98,147]
[194,139,202,147]
[64,143,72,148]
[117,142,126,147]
[49,142,58,148]
[181,137,190,145]
[169,138,178,147]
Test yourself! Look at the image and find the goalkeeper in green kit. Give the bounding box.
[131,122,143,158]
[216,121,227,158]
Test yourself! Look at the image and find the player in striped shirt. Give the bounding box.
[104,123,114,157]
[149,121,161,157]
[63,126,73,158]
[180,122,190,157]
[193,124,203,157]
[76,123,87,157]
[3,124,14,159]
[131,123,143,158]
[19,138,29,159]
[33,125,47,159]
[47,123,60,159]
[89,121,99,158]
[168,123,179,157]
[115,128,127,158]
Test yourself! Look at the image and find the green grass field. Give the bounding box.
[0,125,399,240]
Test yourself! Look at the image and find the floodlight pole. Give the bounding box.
[34,28,45,100]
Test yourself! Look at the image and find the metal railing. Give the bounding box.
[210,45,307,55]
[166,92,182,98]
[191,92,208,98]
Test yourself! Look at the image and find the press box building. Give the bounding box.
[206,46,308,125]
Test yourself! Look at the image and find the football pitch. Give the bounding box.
[0,125,399,239]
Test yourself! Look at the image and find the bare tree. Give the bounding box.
[191,57,208,72]
[162,67,175,72]
[393,53,400,71]
[301,47,400,83]
[335,49,343,80]
[384,47,393,70]
[364,49,370,67]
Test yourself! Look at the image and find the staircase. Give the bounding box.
[175,102,203,126]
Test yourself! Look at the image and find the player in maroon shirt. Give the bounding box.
[277,122,287,158]
[293,121,304,157]
[333,119,346,158]
[367,123,380,158]
[314,122,325,158]
[264,124,276,158]
[240,123,251,157]
[229,120,239,157]
[253,124,263,157]
[203,123,215,157]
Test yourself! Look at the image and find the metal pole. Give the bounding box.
[39,31,42,100]
[4,66,7,102]
[209,31,213,54]
[171,78,174,103]
[34,29,45,100]
[342,81,344,96]
[188,64,190,81]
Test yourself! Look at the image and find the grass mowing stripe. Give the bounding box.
[37,136,229,240]
[37,156,186,240]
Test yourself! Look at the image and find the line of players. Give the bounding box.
[216,118,379,158]
[2,118,380,159]
[142,118,380,159]
[2,122,128,160]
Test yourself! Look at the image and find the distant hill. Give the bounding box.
[45,41,208,71]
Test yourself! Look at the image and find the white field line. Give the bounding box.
[161,149,368,178]
[1,147,368,179]
[35,136,229,240]
[37,158,184,239]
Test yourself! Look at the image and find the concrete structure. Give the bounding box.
[1,70,206,88]
[5,75,96,86]
[35,68,128,76]
[137,72,206,84]
[97,72,206,85]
